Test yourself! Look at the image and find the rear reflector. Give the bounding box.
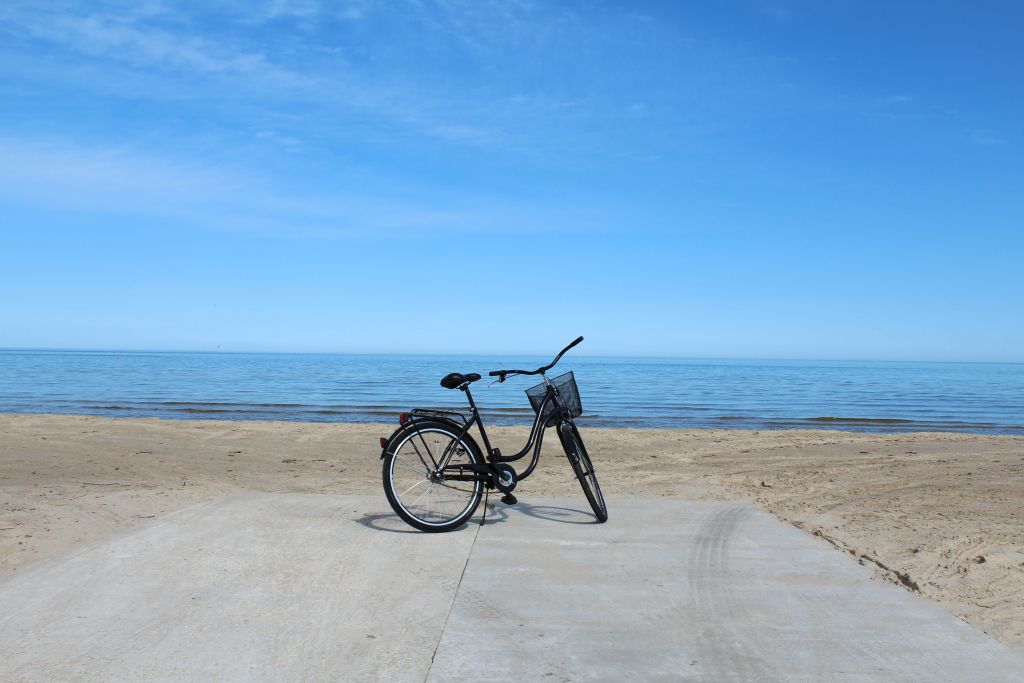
[399,412,410,424]
[379,437,388,449]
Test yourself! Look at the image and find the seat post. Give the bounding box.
[461,384,477,412]
[461,385,495,458]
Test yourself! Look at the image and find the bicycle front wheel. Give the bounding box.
[383,421,483,532]
[558,421,608,522]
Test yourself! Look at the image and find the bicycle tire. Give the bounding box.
[382,420,484,532]
[558,421,608,522]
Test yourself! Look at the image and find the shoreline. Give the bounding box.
[2,413,1022,652]
[3,409,1023,436]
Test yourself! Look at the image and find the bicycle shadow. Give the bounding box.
[354,512,421,534]
[481,499,600,526]
[353,511,474,535]
[354,498,600,534]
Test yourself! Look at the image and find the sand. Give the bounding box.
[1,413,1022,652]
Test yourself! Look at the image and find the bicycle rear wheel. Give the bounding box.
[558,421,608,522]
[383,421,483,532]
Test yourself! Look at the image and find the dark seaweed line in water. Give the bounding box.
[3,405,1022,434]
[4,400,534,415]
[0,403,535,419]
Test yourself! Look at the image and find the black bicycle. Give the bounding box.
[379,337,607,532]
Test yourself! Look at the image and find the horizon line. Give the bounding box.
[1,346,1021,366]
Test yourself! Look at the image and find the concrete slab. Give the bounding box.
[0,495,476,682]
[427,499,1024,682]
[3,495,1023,682]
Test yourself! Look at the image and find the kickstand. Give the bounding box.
[480,488,489,526]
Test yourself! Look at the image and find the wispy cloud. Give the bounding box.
[0,135,257,213]
[0,1,682,158]
[759,3,797,23]
[0,136,614,237]
[883,94,913,105]
[969,128,1006,146]
[42,17,264,73]
[3,3,314,88]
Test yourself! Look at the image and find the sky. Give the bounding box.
[1,1,1021,361]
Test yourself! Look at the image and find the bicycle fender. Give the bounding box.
[378,422,426,460]
[412,415,466,434]
[380,418,484,463]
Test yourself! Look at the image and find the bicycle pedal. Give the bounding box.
[500,493,518,505]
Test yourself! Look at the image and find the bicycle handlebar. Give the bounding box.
[488,336,584,381]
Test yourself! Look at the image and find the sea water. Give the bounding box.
[0,350,1022,434]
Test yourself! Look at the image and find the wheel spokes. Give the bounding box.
[399,477,430,498]
[390,428,481,526]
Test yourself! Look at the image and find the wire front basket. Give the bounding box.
[526,371,582,427]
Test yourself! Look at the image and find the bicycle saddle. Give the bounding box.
[440,372,481,389]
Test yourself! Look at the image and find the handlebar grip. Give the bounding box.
[552,336,584,361]
[488,370,505,377]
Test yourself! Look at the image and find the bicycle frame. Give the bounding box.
[409,375,567,484]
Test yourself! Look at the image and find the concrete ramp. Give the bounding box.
[0,495,476,681]
[429,500,1024,682]
[2,495,1023,682]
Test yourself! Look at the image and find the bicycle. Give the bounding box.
[378,336,607,532]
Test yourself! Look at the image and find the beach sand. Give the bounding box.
[1,413,1022,651]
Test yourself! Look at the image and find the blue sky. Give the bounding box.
[1,1,1021,361]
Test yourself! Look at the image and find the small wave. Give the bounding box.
[150,401,319,409]
[807,416,915,425]
[83,405,137,411]
[307,409,402,417]
[761,418,1004,432]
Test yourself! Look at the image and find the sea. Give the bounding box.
[0,350,1022,434]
